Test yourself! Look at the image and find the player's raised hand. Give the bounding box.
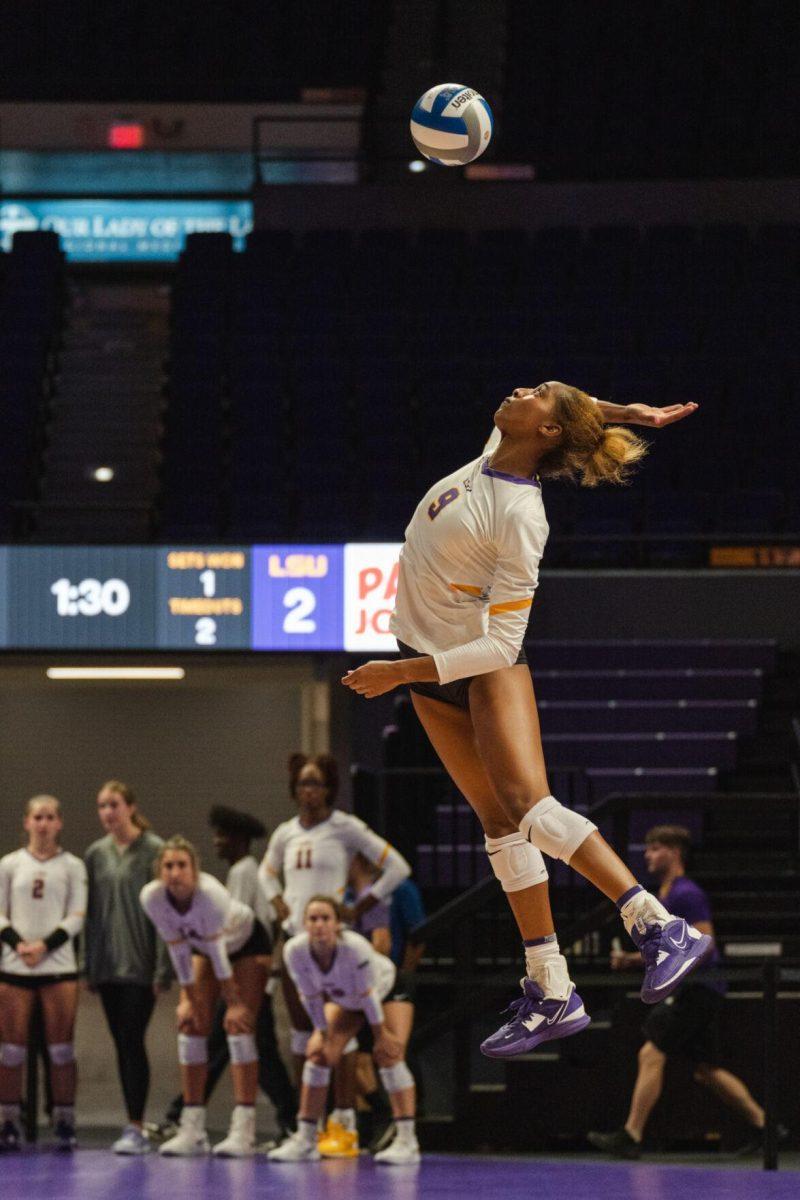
[625,402,699,427]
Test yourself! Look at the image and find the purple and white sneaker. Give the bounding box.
[480,979,590,1059]
[632,917,713,1004]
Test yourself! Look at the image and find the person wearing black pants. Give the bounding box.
[154,806,296,1142]
[84,781,172,1154]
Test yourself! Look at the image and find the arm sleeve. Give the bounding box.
[0,859,12,934]
[166,939,195,987]
[59,857,88,938]
[284,940,328,1029]
[348,820,411,901]
[353,948,384,1025]
[299,989,328,1030]
[259,829,286,901]
[202,935,234,982]
[195,877,235,981]
[433,500,546,684]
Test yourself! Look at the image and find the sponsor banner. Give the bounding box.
[0,199,252,261]
[343,543,402,653]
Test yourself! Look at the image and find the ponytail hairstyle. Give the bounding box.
[155,835,200,878]
[539,384,648,487]
[288,752,340,807]
[100,779,151,831]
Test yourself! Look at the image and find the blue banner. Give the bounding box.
[0,199,253,261]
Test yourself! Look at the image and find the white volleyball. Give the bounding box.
[410,83,494,167]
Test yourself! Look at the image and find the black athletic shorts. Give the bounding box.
[642,983,723,1064]
[0,972,79,989]
[397,639,528,712]
[355,970,416,1052]
[195,918,272,965]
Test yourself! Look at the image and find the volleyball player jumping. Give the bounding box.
[0,795,87,1151]
[343,383,709,1056]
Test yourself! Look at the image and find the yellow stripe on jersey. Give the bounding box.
[488,597,533,615]
[378,844,390,866]
[449,583,483,597]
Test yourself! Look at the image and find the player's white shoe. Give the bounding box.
[159,1108,210,1156]
[213,1105,256,1157]
[267,1128,321,1161]
[373,1136,421,1165]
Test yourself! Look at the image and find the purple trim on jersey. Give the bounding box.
[616,884,644,910]
[481,458,541,488]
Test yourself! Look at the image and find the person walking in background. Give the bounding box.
[259,753,411,1098]
[84,780,172,1155]
[0,796,87,1152]
[151,806,296,1144]
[588,825,774,1158]
[141,837,271,1158]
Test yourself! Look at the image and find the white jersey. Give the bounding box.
[283,928,396,1028]
[140,871,253,984]
[390,425,549,684]
[260,811,410,936]
[0,848,87,976]
[226,855,275,932]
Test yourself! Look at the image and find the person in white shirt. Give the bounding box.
[260,752,411,1090]
[140,836,271,1159]
[153,807,296,1144]
[343,383,710,1058]
[0,795,87,1152]
[269,896,419,1165]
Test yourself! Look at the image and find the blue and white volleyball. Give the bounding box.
[410,83,493,166]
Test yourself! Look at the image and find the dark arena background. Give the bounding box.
[0,2,799,1196]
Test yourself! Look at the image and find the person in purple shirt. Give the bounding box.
[589,825,771,1159]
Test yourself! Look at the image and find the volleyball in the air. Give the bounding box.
[410,83,494,166]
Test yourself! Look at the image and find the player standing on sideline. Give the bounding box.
[269,896,420,1165]
[342,384,709,1054]
[151,806,297,1144]
[589,825,777,1158]
[141,836,271,1158]
[0,796,87,1152]
[259,753,411,1101]
[84,780,172,1154]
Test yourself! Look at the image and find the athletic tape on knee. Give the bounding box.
[343,1037,358,1055]
[485,832,548,892]
[227,1033,257,1065]
[47,1042,75,1066]
[378,1062,415,1093]
[302,1060,331,1089]
[177,1034,208,1066]
[520,796,597,864]
[290,1028,311,1056]
[0,1043,26,1068]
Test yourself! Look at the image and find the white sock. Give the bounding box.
[297,1119,318,1146]
[52,1104,75,1127]
[524,937,572,1000]
[1,1103,21,1124]
[182,1105,206,1130]
[619,889,671,937]
[395,1117,416,1143]
[330,1107,356,1132]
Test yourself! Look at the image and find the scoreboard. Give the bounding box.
[0,544,403,653]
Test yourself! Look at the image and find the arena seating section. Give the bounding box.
[0,232,65,538]
[160,223,800,558]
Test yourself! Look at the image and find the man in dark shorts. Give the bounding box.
[588,825,770,1158]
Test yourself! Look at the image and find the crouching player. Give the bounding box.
[140,836,270,1157]
[269,895,419,1165]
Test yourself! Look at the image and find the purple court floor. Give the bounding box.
[3,1152,799,1200]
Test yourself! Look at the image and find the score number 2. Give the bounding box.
[283,586,316,634]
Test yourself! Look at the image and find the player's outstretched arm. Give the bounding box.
[596,400,699,428]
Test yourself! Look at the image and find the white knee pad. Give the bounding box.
[178,1034,208,1065]
[47,1042,75,1066]
[378,1062,415,1093]
[0,1043,26,1068]
[485,832,548,892]
[227,1033,257,1065]
[290,1028,311,1056]
[302,1060,331,1089]
[520,796,597,864]
[343,1037,359,1054]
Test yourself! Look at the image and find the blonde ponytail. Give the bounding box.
[539,384,648,487]
[580,424,648,487]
